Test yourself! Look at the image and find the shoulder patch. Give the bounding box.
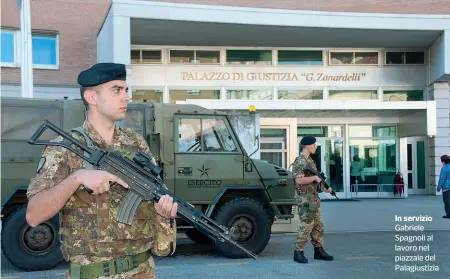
[36,156,46,173]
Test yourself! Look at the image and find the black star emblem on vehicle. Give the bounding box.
[198,165,210,177]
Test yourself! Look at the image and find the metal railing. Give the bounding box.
[350,183,406,198]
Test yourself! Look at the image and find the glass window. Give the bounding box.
[349,125,396,138]
[130,50,162,63]
[385,52,403,64]
[297,126,343,138]
[1,30,15,65]
[260,128,287,168]
[132,89,163,103]
[170,50,194,63]
[385,51,425,65]
[169,89,220,103]
[226,89,272,100]
[349,139,397,192]
[277,50,323,65]
[278,90,323,100]
[383,90,424,101]
[142,50,162,63]
[170,50,219,64]
[405,52,425,64]
[178,118,237,153]
[32,34,57,66]
[131,50,140,63]
[329,51,378,65]
[325,139,344,193]
[373,126,396,137]
[196,51,220,63]
[328,90,378,100]
[226,49,272,65]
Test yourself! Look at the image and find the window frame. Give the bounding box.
[31,31,59,70]
[383,49,426,66]
[276,49,325,67]
[1,28,19,67]
[168,48,221,65]
[328,49,380,66]
[130,48,163,64]
[174,114,242,154]
[381,88,426,102]
[225,47,274,66]
[260,136,288,168]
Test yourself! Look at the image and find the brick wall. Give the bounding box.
[1,0,111,86]
[139,0,450,14]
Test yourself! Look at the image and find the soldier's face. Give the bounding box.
[95,80,131,121]
[308,143,317,154]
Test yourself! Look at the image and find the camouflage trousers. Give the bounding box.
[65,255,156,279]
[295,199,324,251]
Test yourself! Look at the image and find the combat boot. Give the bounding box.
[294,250,308,263]
[314,247,334,261]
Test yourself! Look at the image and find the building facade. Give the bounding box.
[2,0,449,199]
[96,0,450,199]
[0,0,111,99]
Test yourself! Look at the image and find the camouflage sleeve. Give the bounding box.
[150,210,177,256]
[291,156,307,179]
[132,130,178,256]
[27,136,71,200]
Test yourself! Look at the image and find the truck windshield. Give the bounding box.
[178,117,238,153]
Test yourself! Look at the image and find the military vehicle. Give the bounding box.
[1,96,296,271]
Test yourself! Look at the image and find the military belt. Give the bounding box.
[69,250,151,279]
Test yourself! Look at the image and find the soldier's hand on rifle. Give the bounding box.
[324,187,333,193]
[313,175,322,183]
[73,169,129,195]
[155,195,178,219]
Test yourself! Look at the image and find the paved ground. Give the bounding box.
[2,195,449,279]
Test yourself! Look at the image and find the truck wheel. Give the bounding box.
[213,197,271,258]
[1,205,64,271]
[185,228,213,244]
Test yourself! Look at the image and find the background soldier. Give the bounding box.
[291,136,334,264]
[25,63,178,279]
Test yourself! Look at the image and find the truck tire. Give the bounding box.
[1,205,64,271]
[213,197,271,258]
[185,228,213,244]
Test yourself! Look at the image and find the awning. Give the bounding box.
[176,100,437,137]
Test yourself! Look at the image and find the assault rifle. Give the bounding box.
[304,163,338,199]
[28,120,257,260]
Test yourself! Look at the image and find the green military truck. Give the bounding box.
[1,96,296,271]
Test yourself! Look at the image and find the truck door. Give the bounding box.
[174,115,244,202]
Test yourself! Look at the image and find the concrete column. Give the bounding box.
[112,16,131,65]
[428,82,450,196]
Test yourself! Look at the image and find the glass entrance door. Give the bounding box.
[407,137,428,195]
[297,137,344,195]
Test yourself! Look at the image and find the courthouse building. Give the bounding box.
[2,0,450,199]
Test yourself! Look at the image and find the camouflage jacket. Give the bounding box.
[291,154,320,195]
[27,120,177,269]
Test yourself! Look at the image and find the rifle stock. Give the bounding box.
[28,119,258,260]
[303,163,338,199]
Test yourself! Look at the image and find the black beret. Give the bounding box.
[300,136,316,145]
[77,63,126,87]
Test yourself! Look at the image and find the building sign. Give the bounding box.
[131,65,427,87]
[181,71,366,82]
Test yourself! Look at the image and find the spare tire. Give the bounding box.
[1,205,64,271]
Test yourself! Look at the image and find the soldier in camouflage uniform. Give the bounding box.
[291,136,334,264]
[26,63,178,279]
